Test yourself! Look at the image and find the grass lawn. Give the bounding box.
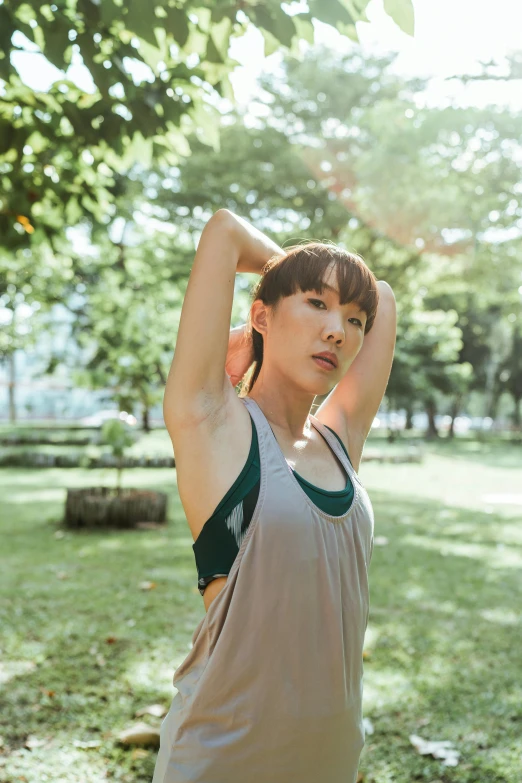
[1,438,521,782]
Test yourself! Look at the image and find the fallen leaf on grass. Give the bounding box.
[135,704,167,718]
[73,739,101,749]
[117,722,160,747]
[131,748,150,760]
[409,734,460,766]
[136,521,165,530]
[139,581,157,590]
[374,536,388,546]
[24,735,47,749]
[105,636,117,644]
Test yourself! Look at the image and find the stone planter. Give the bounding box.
[64,486,168,529]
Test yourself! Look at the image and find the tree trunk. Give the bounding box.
[512,394,521,428]
[404,405,414,430]
[8,351,16,424]
[485,386,501,421]
[387,397,398,443]
[142,404,150,432]
[425,398,439,439]
[64,486,168,528]
[447,392,462,440]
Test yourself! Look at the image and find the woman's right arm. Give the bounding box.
[232,212,285,275]
[163,210,282,432]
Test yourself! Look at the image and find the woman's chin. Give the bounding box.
[304,377,336,397]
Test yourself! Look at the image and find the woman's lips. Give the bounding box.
[312,356,336,371]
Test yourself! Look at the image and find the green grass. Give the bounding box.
[1,440,521,782]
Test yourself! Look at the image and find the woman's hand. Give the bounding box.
[226,324,254,387]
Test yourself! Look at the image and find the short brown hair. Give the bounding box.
[239,242,379,396]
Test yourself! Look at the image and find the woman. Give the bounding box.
[153,209,397,783]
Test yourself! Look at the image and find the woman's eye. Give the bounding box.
[309,300,362,326]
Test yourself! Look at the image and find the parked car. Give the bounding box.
[372,412,495,433]
[79,409,137,427]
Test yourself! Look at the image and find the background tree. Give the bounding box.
[0,0,414,252]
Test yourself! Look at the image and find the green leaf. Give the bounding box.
[261,28,280,58]
[250,5,295,48]
[25,130,47,154]
[165,6,190,48]
[342,0,371,23]
[136,37,164,72]
[335,21,360,42]
[39,19,71,71]
[129,131,154,167]
[205,35,225,64]
[181,26,208,57]
[124,1,158,48]
[216,72,238,103]
[210,16,232,61]
[270,5,297,48]
[188,101,221,151]
[99,0,122,28]
[383,0,415,36]
[65,195,83,225]
[293,15,315,46]
[307,0,355,28]
[164,126,191,157]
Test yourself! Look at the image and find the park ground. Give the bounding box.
[1,433,521,782]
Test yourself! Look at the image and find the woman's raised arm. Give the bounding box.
[163,210,282,432]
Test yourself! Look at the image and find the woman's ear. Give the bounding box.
[250,299,270,337]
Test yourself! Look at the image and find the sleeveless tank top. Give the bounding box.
[193,410,355,595]
[152,395,375,783]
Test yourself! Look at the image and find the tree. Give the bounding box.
[388,303,473,438]
[499,323,522,428]
[66,220,192,431]
[0,0,414,253]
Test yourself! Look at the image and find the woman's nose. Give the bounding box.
[325,319,345,343]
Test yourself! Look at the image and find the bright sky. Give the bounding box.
[6,0,522,110]
[227,0,522,111]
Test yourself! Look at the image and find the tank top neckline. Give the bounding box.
[243,396,361,523]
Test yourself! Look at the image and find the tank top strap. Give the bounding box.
[241,396,271,448]
[308,413,358,485]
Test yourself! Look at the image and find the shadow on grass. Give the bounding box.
[413,437,521,470]
[1,468,521,782]
[361,492,522,783]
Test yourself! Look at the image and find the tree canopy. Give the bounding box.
[0,0,414,251]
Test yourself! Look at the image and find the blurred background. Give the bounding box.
[1,1,521,781]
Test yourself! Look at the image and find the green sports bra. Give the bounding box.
[192,411,354,595]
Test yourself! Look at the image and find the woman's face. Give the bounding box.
[253,264,367,395]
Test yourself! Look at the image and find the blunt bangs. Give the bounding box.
[260,242,379,334]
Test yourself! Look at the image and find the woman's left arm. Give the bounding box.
[315,280,397,444]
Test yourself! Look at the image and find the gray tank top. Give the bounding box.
[152,395,375,783]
